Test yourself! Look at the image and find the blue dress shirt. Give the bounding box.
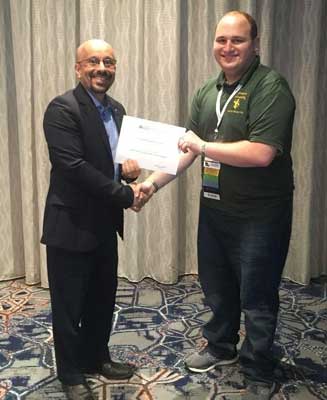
[87,90,119,181]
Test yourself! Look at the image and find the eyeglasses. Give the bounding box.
[77,56,117,68]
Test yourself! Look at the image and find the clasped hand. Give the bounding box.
[129,181,156,212]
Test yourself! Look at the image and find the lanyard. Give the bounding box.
[215,84,242,133]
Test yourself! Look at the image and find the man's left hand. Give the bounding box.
[178,131,204,156]
[122,159,141,180]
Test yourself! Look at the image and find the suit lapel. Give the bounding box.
[73,84,113,159]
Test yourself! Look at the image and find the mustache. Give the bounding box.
[91,70,113,79]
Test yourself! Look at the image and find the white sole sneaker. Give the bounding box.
[186,355,239,373]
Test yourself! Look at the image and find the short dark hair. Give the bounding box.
[223,11,258,39]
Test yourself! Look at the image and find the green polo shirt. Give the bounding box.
[186,56,295,218]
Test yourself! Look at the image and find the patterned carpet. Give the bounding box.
[0,275,326,399]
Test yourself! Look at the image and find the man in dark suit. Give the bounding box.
[42,39,147,400]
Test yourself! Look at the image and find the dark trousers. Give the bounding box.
[46,233,118,385]
[197,202,292,383]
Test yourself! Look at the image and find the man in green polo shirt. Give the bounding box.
[140,10,295,399]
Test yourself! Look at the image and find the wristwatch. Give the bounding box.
[201,143,206,158]
[148,180,159,193]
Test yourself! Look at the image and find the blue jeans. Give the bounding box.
[197,201,292,383]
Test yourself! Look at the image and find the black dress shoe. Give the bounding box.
[86,360,135,380]
[101,360,135,379]
[62,382,96,400]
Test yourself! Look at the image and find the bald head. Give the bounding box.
[76,39,113,62]
[75,38,117,102]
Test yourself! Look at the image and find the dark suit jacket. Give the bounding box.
[41,83,134,252]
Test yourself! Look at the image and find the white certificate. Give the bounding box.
[115,116,185,175]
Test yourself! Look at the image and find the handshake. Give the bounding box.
[122,159,158,212]
[128,180,157,212]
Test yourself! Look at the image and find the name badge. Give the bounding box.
[202,157,221,200]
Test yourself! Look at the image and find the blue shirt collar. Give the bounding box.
[87,89,111,112]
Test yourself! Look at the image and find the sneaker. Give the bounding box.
[241,381,277,400]
[184,347,238,373]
